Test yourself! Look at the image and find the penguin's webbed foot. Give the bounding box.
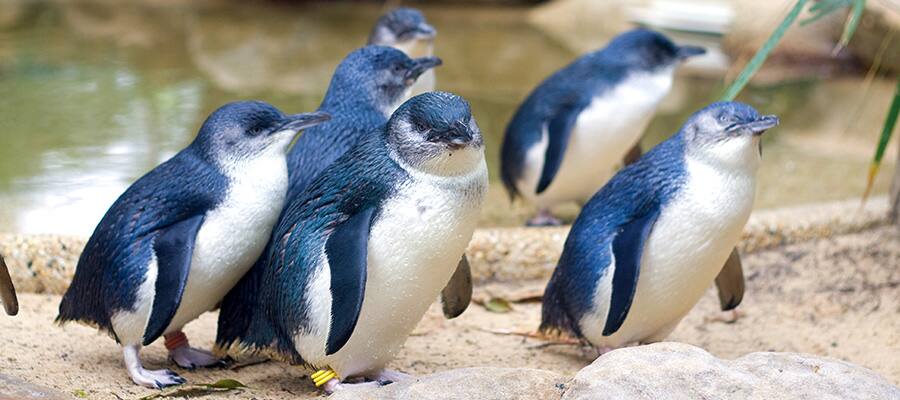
[169,346,225,370]
[526,209,562,227]
[124,344,187,389]
[164,331,226,369]
[129,367,186,389]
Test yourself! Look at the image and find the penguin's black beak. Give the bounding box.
[428,121,474,150]
[728,115,780,136]
[677,45,707,60]
[405,56,442,84]
[275,111,331,134]
[415,23,437,40]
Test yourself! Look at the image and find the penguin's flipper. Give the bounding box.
[604,207,661,336]
[324,206,376,355]
[440,254,472,319]
[0,254,18,316]
[715,248,744,311]
[536,103,582,194]
[143,215,205,345]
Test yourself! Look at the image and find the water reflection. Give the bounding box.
[0,0,895,234]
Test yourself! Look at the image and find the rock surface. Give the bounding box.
[329,343,899,400]
[0,373,70,400]
[331,368,568,400]
[564,342,900,400]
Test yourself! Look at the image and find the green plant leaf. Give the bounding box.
[483,297,513,313]
[137,379,248,400]
[802,0,853,25]
[862,79,900,202]
[835,0,865,52]
[203,379,247,389]
[721,0,812,101]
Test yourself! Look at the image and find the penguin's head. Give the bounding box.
[682,101,779,169]
[387,91,485,177]
[329,45,442,115]
[605,28,706,71]
[193,101,330,164]
[368,7,436,56]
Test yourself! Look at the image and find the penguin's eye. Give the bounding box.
[247,128,264,137]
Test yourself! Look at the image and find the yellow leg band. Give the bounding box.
[312,368,338,387]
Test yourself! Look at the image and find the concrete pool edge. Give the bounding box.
[0,196,891,294]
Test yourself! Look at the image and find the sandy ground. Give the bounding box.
[1,225,897,399]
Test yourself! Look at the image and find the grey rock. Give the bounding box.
[0,373,71,400]
[330,367,568,400]
[563,342,900,400]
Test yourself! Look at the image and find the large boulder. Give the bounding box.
[563,342,900,400]
[330,367,568,400]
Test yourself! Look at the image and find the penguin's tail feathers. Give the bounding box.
[214,262,304,365]
[538,273,582,341]
[56,271,117,340]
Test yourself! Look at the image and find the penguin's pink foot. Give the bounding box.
[367,369,413,385]
[123,345,186,389]
[164,331,225,370]
[526,209,562,227]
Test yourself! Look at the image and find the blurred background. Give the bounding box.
[0,0,897,234]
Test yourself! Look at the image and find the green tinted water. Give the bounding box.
[0,1,895,234]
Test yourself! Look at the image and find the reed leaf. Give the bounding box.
[862,80,900,202]
[720,0,811,101]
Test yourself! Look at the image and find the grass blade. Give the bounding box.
[802,0,852,25]
[834,0,866,54]
[862,79,900,202]
[721,0,811,101]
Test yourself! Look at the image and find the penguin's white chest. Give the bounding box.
[165,156,288,332]
[309,162,487,378]
[524,70,674,206]
[583,158,756,347]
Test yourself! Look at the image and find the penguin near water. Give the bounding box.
[57,102,330,388]
[500,28,706,226]
[368,7,438,96]
[540,102,778,349]
[215,92,487,393]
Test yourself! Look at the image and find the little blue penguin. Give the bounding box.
[215,92,487,393]
[368,7,438,97]
[216,46,442,344]
[540,102,778,349]
[286,45,441,198]
[500,28,706,226]
[56,101,330,388]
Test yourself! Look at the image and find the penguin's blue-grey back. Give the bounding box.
[57,146,227,337]
[540,131,688,337]
[216,124,407,361]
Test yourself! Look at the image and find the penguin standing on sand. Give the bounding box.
[216,92,487,393]
[368,7,438,97]
[540,102,777,349]
[216,46,442,343]
[57,102,329,388]
[500,28,705,226]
